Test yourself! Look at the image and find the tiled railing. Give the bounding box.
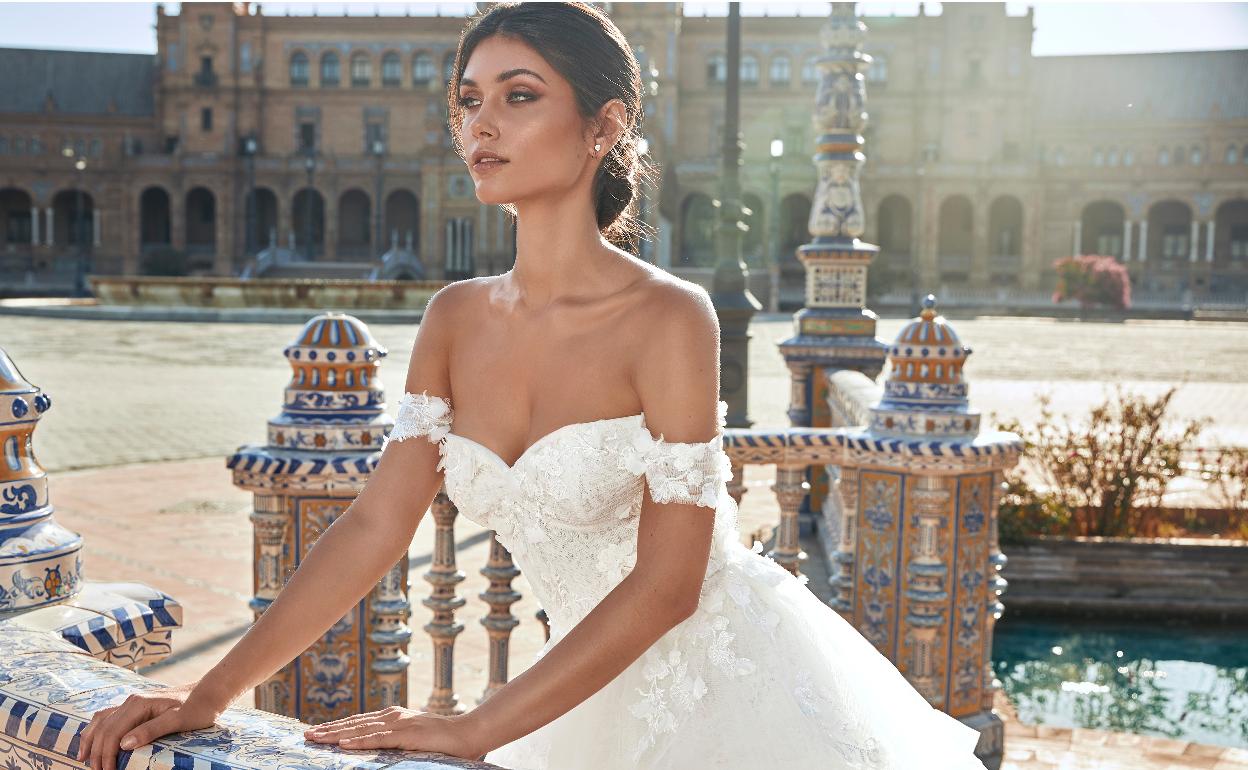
[0,622,503,770]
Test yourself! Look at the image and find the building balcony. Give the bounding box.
[193,71,219,88]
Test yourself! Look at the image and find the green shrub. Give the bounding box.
[996,386,1209,539]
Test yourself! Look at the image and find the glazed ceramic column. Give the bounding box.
[228,312,411,723]
[0,348,82,615]
[1,348,183,667]
[778,2,888,536]
[830,296,1021,770]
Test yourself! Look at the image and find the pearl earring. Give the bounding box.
[594,143,602,155]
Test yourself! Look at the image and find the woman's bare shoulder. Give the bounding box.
[629,268,718,336]
[419,276,493,334]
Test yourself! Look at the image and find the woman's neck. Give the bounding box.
[507,197,624,311]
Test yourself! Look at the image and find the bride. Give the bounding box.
[76,3,987,768]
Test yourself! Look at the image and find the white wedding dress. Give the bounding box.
[385,391,986,770]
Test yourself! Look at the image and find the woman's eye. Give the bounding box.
[458,91,535,108]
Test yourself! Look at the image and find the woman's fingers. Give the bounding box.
[339,730,392,749]
[307,708,392,732]
[306,720,388,743]
[77,706,117,762]
[97,700,152,770]
[119,708,179,752]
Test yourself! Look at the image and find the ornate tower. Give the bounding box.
[778,2,889,532]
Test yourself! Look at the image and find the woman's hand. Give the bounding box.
[76,683,225,770]
[303,706,486,761]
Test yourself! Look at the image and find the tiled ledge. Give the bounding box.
[0,622,503,770]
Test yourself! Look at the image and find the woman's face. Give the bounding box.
[457,34,594,207]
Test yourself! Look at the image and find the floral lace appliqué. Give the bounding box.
[619,400,732,508]
[381,390,454,451]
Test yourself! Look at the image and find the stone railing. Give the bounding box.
[88,275,446,310]
[0,622,501,770]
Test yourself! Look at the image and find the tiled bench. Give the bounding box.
[0,623,503,770]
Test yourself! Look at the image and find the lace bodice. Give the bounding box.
[382,391,738,633]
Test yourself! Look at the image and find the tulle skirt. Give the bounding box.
[483,538,987,770]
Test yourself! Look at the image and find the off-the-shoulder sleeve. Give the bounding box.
[620,401,731,509]
[381,390,454,451]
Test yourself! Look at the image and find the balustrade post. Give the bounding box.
[423,488,466,715]
[478,533,521,703]
[830,465,859,616]
[769,465,809,577]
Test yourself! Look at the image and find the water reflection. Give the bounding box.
[992,615,1248,748]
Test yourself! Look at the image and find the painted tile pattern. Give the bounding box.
[828,295,1023,765]
[227,313,411,724]
[0,348,82,616]
[0,622,501,770]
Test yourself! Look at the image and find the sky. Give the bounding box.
[0,1,1245,58]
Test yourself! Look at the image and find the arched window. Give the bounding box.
[769,55,790,85]
[801,56,819,85]
[320,53,340,87]
[1123,148,1134,166]
[1190,145,1202,165]
[1227,144,1239,164]
[290,52,309,87]
[412,52,434,84]
[1092,147,1104,166]
[740,54,759,85]
[1157,147,1170,165]
[707,53,725,84]
[382,52,401,87]
[1107,147,1119,166]
[351,53,371,87]
[1053,146,1065,166]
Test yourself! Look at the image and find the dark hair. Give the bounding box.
[447,1,657,251]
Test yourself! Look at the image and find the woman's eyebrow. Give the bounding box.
[460,68,548,87]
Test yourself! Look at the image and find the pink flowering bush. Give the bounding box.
[1052,254,1132,310]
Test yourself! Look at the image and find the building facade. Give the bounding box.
[1,2,1245,301]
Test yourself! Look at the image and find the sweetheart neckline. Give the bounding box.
[444,412,647,473]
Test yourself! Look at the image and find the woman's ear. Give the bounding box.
[591,98,628,155]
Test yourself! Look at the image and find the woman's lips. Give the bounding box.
[473,159,509,174]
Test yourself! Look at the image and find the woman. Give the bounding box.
[76,3,987,768]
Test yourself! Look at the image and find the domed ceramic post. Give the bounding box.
[423,489,465,715]
[228,312,411,723]
[0,348,82,615]
[478,533,521,702]
[830,296,1021,769]
[778,2,888,558]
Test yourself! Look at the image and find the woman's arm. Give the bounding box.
[307,282,723,759]
[77,285,463,770]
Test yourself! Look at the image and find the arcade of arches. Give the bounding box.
[0,183,429,274]
[862,192,1248,295]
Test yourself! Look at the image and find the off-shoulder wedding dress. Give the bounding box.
[385,391,986,770]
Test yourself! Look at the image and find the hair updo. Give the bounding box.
[447,1,658,251]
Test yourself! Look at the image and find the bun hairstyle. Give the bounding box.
[447,1,658,251]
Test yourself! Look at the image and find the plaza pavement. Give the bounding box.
[4,312,1248,768]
